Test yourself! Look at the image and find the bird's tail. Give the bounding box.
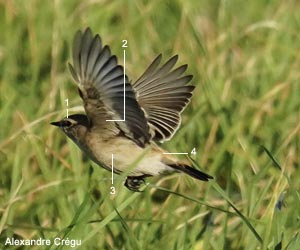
[169,163,213,181]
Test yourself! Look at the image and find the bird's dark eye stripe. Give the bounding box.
[62,120,72,127]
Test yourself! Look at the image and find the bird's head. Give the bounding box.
[50,114,90,143]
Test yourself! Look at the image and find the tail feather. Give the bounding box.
[170,164,213,181]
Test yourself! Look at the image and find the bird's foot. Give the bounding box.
[124,176,147,192]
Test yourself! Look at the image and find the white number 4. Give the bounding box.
[191,148,196,155]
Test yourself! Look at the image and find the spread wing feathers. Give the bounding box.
[133,54,195,142]
[68,28,150,146]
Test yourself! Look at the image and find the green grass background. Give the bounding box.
[0,0,299,249]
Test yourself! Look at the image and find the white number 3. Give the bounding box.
[110,186,116,195]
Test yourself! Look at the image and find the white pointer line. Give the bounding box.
[163,153,189,155]
[123,49,126,120]
[106,49,126,122]
[111,154,114,185]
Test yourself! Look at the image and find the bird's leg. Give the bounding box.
[124,176,147,192]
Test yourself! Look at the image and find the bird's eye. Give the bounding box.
[62,120,73,127]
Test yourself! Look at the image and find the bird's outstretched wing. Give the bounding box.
[133,54,195,142]
[68,28,150,147]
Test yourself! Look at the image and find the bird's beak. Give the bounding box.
[50,121,61,127]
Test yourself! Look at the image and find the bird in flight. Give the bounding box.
[51,28,213,192]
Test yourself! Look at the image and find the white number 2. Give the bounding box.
[122,40,128,48]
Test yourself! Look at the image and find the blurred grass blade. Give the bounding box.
[149,184,235,214]
[114,207,141,250]
[44,192,94,250]
[212,182,263,244]
[82,192,141,245]
[262,146,282,170]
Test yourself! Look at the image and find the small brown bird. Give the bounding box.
[51,28,213,191]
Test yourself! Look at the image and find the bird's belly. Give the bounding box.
[113,152,174,176]
[88,137,173,176]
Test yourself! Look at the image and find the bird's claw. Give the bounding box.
[124,176,146,192]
